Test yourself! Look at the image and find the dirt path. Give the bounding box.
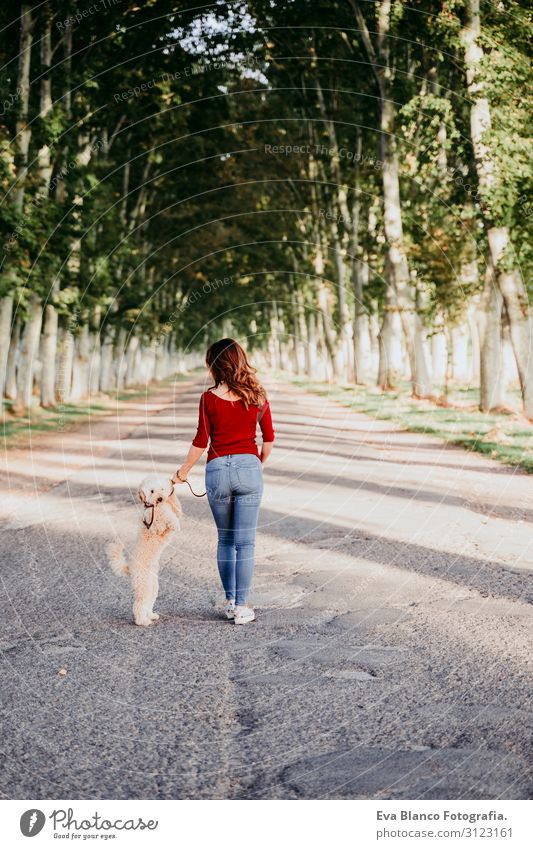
[0,377,531,799]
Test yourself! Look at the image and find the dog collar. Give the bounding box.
[141,482,175,529]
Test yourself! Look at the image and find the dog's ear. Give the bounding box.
[137,489,145,503]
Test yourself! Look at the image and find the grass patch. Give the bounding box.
[287,376,533,474]
[1,372,195,449]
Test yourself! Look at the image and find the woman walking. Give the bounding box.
[173,339,275,624]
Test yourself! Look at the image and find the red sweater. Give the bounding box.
[192,391,275,462]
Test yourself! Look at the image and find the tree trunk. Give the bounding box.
[295,289,308,375]
[275,307,290,371]
[268,306,279,370]
[54,21,72,204]
[353,257,371,384]
[125,336,140,387]
[14,3,34,211]
[316,311,332,382]
[37,9,53,191]
[290,291,301,374]
[40,296,59,406]
[154,336,170,382]
[56,327,74,404]
[462,0,533,416]
[315,79,354,380]
[318,284,338,380]
[486,228,533,416]
[34,8,55,408]
[1,5,34,414]
[70,325,91,401]
[99,327,115,393]
[467,303,480,385]
[88,331,101,396]
[329,215,353,380]
[306,309,318,379]
[0,296,14,409]
[350,0,433,397]
[477,265,504,412]
[4,314,20,401]
[450,323,470,383]
[141,346,157,386]
[378,310,403,390]
[114,327,128,390]
[431,326,447,387]
[381,94,432,397]
[15,294,43,413]
[37,12,63,409]
[377,272,402,389]
[366,309,378,381]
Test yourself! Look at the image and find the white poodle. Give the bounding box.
[107,475,182,626]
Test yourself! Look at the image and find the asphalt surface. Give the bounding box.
[0,377,532,799]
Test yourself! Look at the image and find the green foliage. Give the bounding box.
[0,0,530,350]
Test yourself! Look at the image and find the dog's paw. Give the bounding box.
[134,616,154,627]
[149,612,160,621]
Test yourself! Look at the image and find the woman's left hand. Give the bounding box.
[173,445,205,484]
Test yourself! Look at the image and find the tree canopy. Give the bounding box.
[0,0,531,414]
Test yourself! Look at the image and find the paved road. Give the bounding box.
[1,378,532,799]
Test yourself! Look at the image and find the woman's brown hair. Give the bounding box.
[206,339,266,408]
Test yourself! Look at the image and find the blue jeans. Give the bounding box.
[206,454,263,606]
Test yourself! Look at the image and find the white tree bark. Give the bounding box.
[15,294,43,412]
[450,323,471,383]
[462,0,533,416]
[40,294,59,406]
[37,9,53,191]
[88,331,101,396]
[56,327,74,404]
[70,324,91,401]
[125,336,140,387]
[306,309,319,379]
[5,317,21,400]
[431,327,447,386]
[294,289,308,375]
[14,3,34,211]
[350,0,433,397]
[318,283,338,380]
[267,306,279,370]
[477,265,504,412]
[315,80,354,380]
[0,297,14,409]
[0,5,34,413]
[467,304,481,385]
[99,327,115,393]
[32,9,55,408]
[377,279,402,389]
[114,327,128,390]
[289,291,300,374]
[353,255,370,384]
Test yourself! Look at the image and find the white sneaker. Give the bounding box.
[223,600,236,620]
[234,605,255,625]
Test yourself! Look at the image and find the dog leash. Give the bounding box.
[142,503,155,529]
[175,473,206,498]
[142,478,205,530]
